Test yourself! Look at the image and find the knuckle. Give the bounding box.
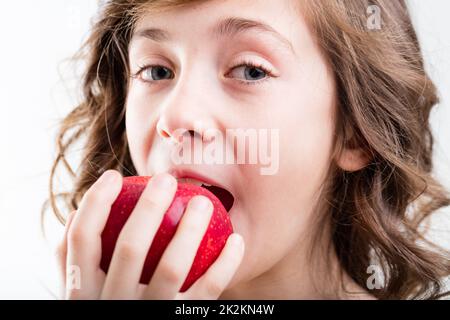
[181,216,204,235]
[83,188,103,206]
[67,227,89,247]
[139,194,164,212]
[204,280,224,297]
[114,240,146,262]
[157,261,183,285]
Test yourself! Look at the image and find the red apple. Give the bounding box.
[100,176,233,292]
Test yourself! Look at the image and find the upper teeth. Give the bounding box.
[177,177,212,187]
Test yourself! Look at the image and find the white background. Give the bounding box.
[0,1,449,299]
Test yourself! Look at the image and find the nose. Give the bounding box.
[157,118,209,143]
[156,69,219,144]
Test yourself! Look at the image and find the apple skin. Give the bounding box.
[100,176,233,292]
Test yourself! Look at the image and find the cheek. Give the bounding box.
[279,62,336,196]
[237,55,336,208]
[282,106,334,189]
[125,92,158,175]
[238,83,335,222]
[240,67,336,230]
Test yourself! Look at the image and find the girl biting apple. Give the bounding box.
[44,0,450,300]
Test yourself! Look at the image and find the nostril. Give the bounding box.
[156,120,171,139]
[160,129,170,138]
[172,129,202,143]
[188,130,195,137]
[185,129,203,140]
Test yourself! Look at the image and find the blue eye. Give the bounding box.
[228,65,268,81]
[138,65,174,82]
[226,60,275,85]
[133,61,275,86]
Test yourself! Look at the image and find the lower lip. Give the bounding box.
[176,173,217,187]
[174,174,235,214]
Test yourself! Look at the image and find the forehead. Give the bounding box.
[132,0,311,52]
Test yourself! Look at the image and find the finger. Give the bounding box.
[56,210,76,295]
[66,170,122,299]
[180,233,245,300]
[143,195,213,299]
[101,173,177,299]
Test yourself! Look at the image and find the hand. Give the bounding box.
[56,170,245,299]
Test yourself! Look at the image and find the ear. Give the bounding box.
[336,147,370,172]
[335,127,371,172]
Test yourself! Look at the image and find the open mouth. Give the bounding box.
[177,177,235,212]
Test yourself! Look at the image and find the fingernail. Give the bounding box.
[153,173,175,189]
[230,234,244,250]
[65,210,77,227]
[190,196,212,211]
[101,170,118,184]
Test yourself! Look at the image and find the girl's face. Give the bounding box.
[125,0,336,288]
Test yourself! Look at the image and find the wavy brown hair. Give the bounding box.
[43,0,450,299]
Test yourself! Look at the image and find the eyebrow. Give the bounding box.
[132,17,295,54]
